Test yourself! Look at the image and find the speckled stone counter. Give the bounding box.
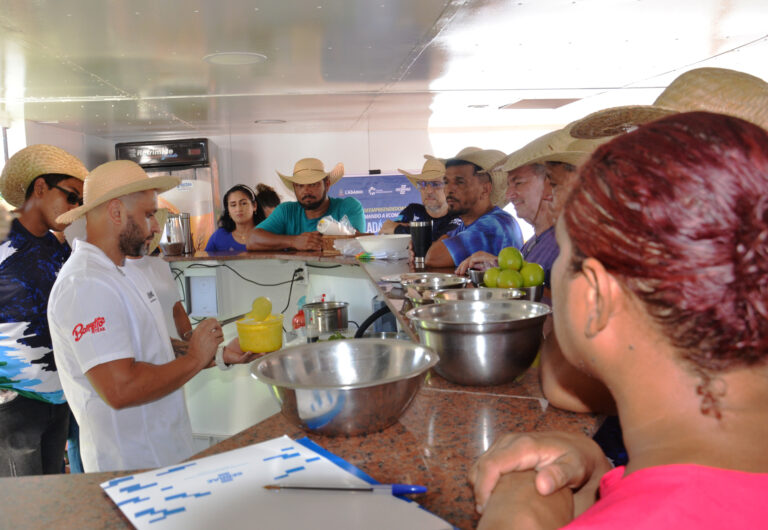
[0,373,598,529]
[0,257,600,529]
[193,375,599,529]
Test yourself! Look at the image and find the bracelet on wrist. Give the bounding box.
[215,344,232,371]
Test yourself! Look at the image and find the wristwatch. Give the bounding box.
[215,344,232,371]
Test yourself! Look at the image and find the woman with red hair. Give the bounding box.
[470,111,768,529]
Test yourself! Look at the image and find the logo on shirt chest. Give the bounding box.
[72,317,106,342]
[147,290,157,303]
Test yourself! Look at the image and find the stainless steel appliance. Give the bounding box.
[115,138,221,252]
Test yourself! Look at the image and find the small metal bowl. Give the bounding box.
[400,273,468,293]
[407,300,551,386]
[521,284,545,302]
[467,268,485,287]
[250,339,438,436]
[432,287,526,303]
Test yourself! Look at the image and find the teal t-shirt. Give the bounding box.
[256,197,366,235]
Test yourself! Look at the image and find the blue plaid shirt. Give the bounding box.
[442,207,523,265]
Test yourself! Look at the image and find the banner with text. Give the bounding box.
[330,174,421,234]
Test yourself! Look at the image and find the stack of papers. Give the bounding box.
[101,435,451,529]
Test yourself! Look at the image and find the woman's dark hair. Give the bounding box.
[564,111,768,373]
[254,183,281,224]
[218,184,257,232]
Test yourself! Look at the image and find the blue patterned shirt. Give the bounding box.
[442,207,523,265]
[0,219,70,403]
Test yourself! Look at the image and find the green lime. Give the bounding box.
[483,267,502,287]
[250,296,272,321]
[520,262,545,287]
[497,247,524,271]
[497,268,524,289]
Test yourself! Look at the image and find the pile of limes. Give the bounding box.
[483,247,545,288]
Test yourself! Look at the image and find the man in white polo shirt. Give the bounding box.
[48,160,254,472]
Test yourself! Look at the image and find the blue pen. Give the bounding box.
[264,483,427,495]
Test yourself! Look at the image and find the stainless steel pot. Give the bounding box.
[303,301,349,339]
[407,300,551,386]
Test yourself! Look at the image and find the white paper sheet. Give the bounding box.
[101,435,452,529]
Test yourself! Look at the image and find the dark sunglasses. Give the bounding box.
[417,180,444,190]
[51,184,83,206]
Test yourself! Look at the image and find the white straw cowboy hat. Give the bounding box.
[444,148,507,208]
[654,67,768,130]
[0,144,88,208]
[424,146,483,165]
[56,160,179,224]
[570,68,768,139]
[277,158,344,191]
[398,158,446,187]
[494,128,608,208]
[500,127,576,174]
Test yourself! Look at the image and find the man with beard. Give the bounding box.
[0,144,88,476]
[423,148,523,268]
[47,161,254,472]
[247,158,365,251]
[379,158,462,240]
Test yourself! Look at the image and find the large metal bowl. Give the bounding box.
[406,300,551,386]
[432,287,526,303]
[250,339,438,436]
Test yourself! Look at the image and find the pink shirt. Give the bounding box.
[564,464,768,529]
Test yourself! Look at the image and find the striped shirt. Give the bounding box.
[521,226,559,287]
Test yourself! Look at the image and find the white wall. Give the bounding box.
[72,123,543,237]
[205,125,556,202]
[24,121,112,170]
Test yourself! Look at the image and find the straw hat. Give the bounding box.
[653,67,768,130]
[398,158,446,187]
[569,106,677,139]
[570,69,768,140]
[499,127,576,173]
[523,150,594,169]
[276,158,343,191]
[56,160,179,224]
[425,146,483,164]
[0,144,88,207]
[455,148,507,172]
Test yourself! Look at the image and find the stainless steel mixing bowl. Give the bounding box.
[406,300,551,386]
[250,338,438,436]
[399,273,468,293]
[432,287,526,303]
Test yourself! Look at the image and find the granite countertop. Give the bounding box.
[0,256,601,529]
[0,374,598,529]
[193,374,596,530]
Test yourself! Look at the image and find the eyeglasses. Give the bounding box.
[417,181,444,190]
[51,185,83,206]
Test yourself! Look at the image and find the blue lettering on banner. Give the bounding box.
[331,174,421,234]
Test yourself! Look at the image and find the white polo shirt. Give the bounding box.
[48,240,195,472]
[123,256,182,340]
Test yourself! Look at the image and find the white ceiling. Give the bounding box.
[0,0,766,140]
